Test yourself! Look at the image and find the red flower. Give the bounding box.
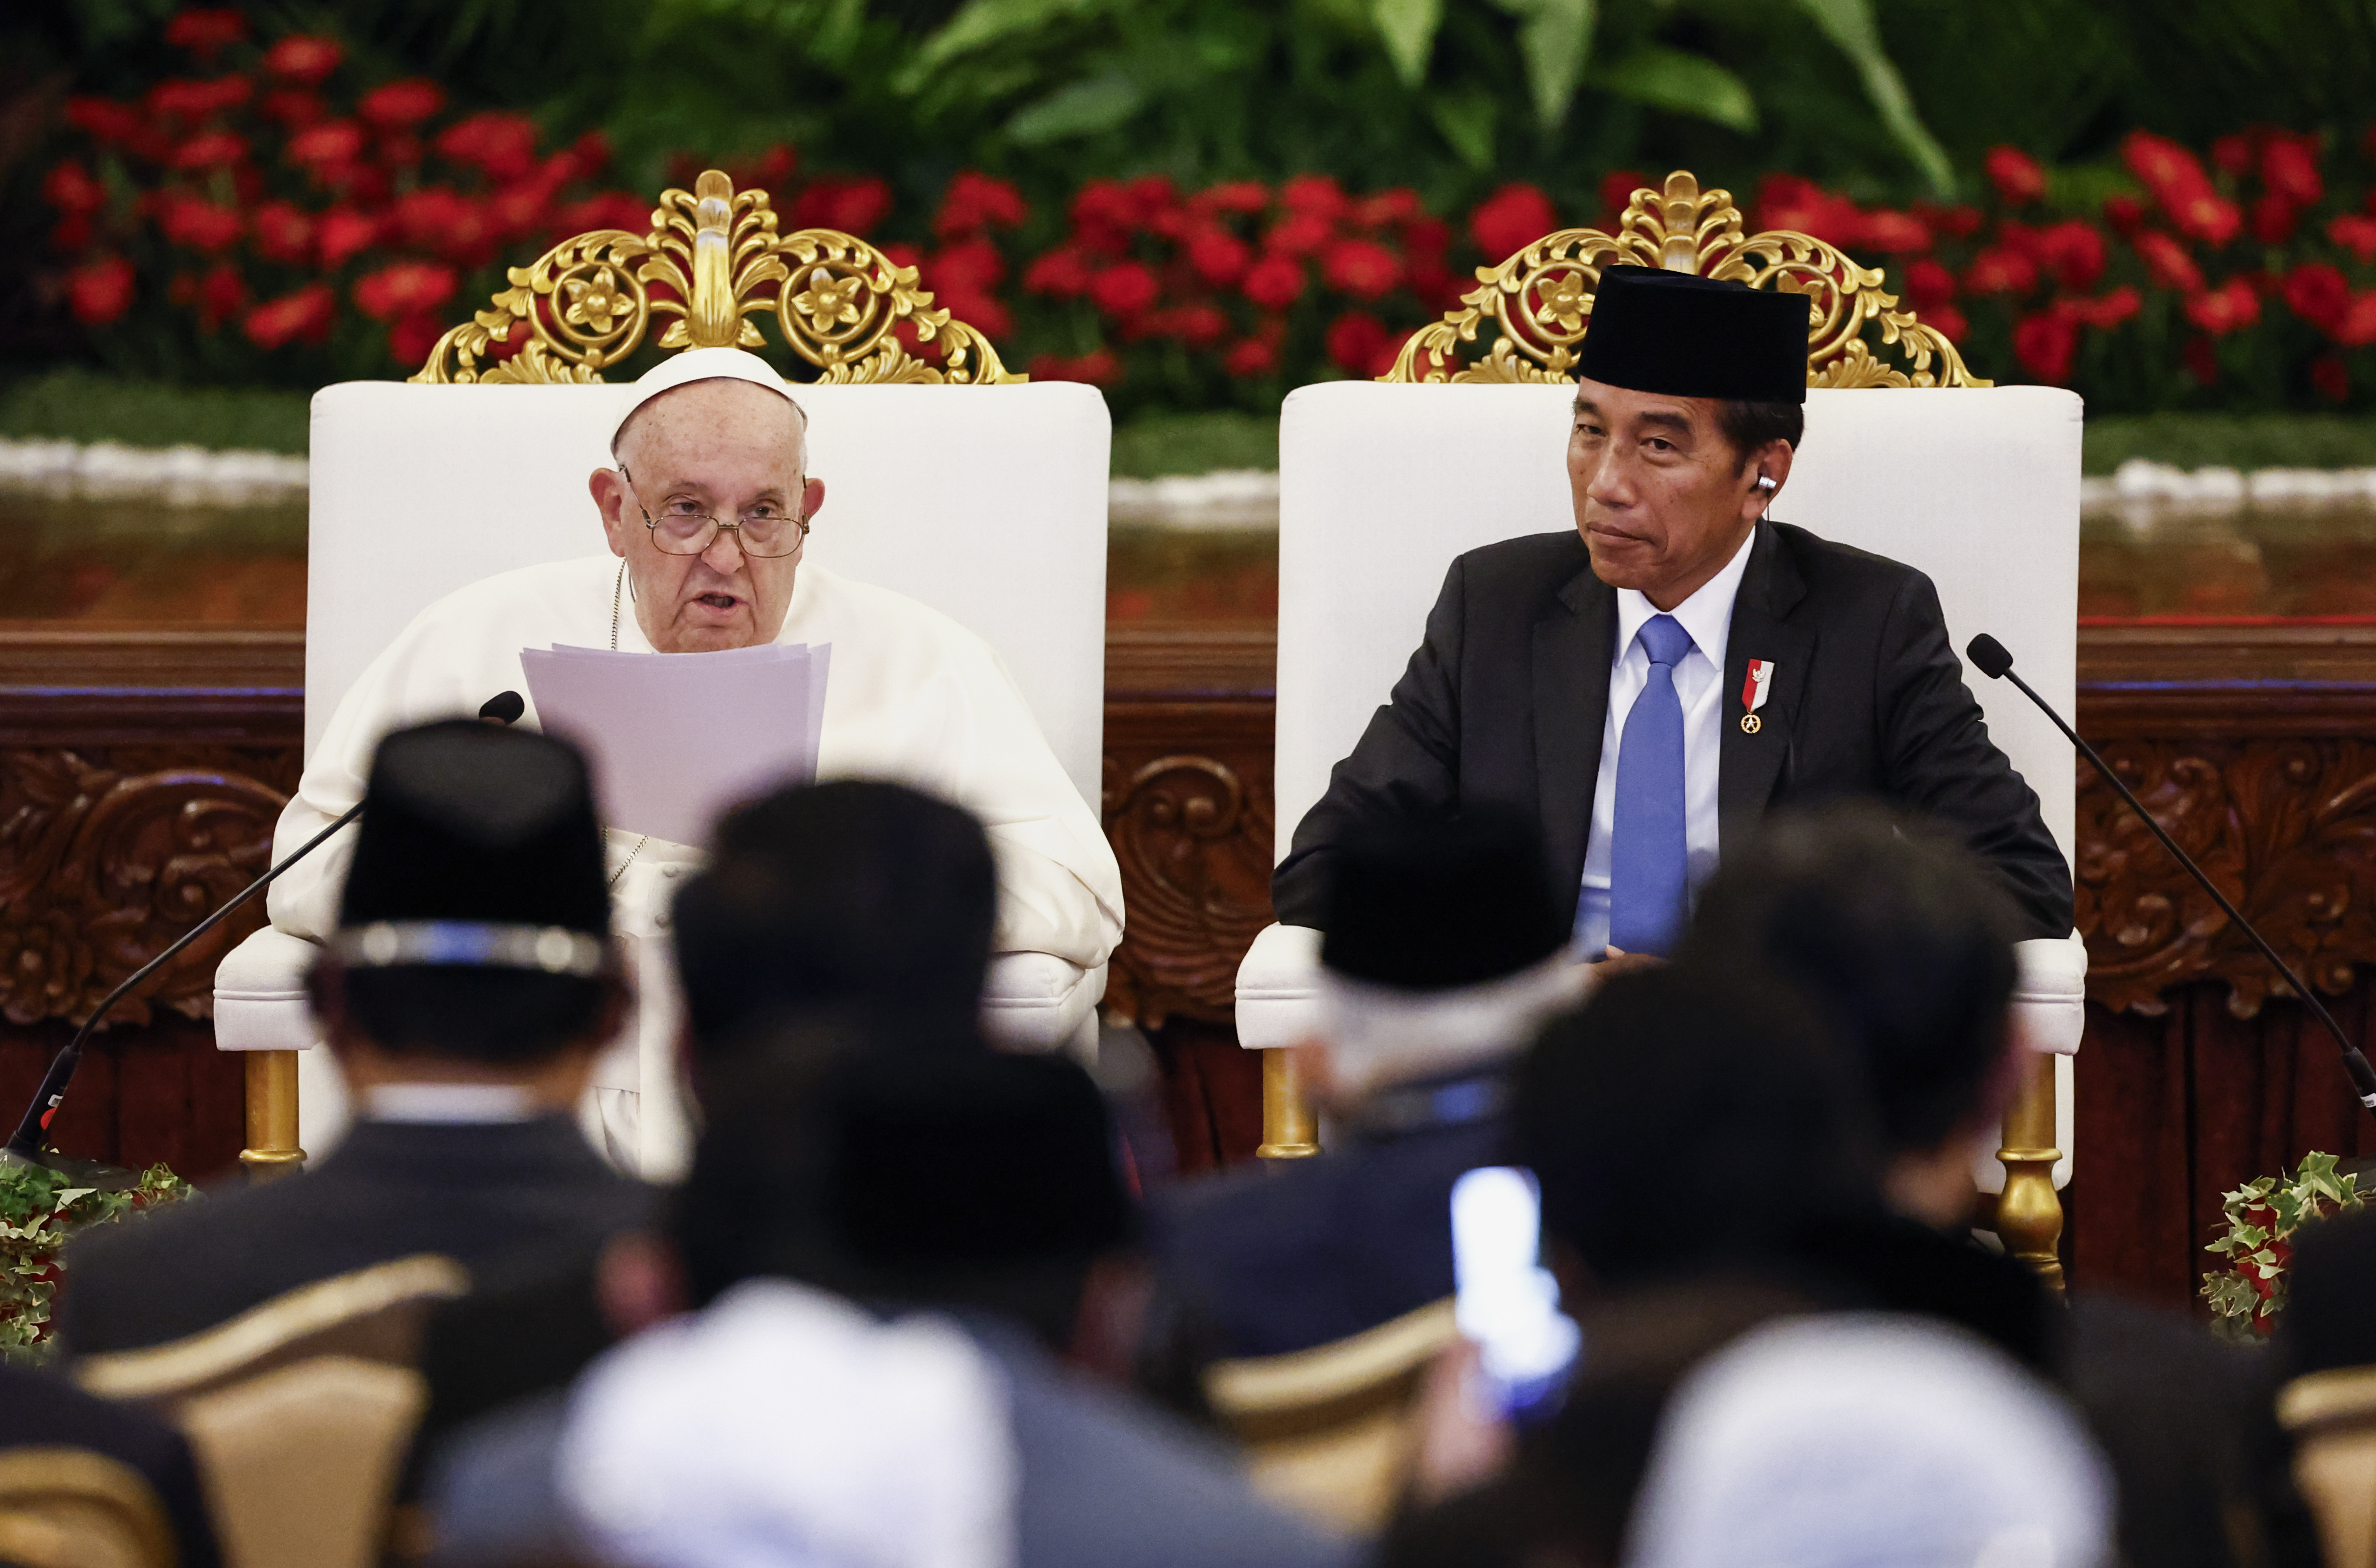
[934,287,1011,340]
[791,176,892,236]
[149,76,253,120]
[2183,334,2220,384]
[1124,174,1182,235]
[193,261,248,329]
[1023,246,1095,299]
[360,79,446,127]
[1352,188,1423,228]
[1070,180,1139,253]
[395,187,501,267]
[2131,231,2203,294]
[42,161,105,216]
[1755,174,1862,247]
[1281,174,1350,224]
[2285,263,2353,331]
[2011,311,2077,383]
[171,130,249,171]
[354,259,458,320]
[1964,247,2039,296]
[165,9,247,55]
[1027,348,1120,386]
[1089,261,1159,318]
[2313,355,2351,404]
[2036,221,2107,292]
[1923,303,1969,343]
[2211,132,2257,175]
[1856,209,1931,253]
[1242,253,1305,310]
[436,112,541,183]
[2184,278,2261,335]
[1223,337,1278,377]
[243,283,336,349]
[288,120,366,167]
[390,311,446,365]
[2068,286,2141,330]
[2331,214,2376,263]
[549,192,652,238]
[2123,130,2212,206]
[1984,146,2048,206]
[1598,170,1650,221]
[258,87,325,127]
[1469,183,1556,259]
[2102,194,2147,237]
[2336,294,2376,348]
[927,237,1004,294]
[1190,181,1271,217]
[1902,257,1956,312]
[2262,134,2324,206]
[1322,237,1402,299]
[2170,190,2243,247]
[2251,195,2300,247]
[1263,211,1333,257]
[935,171,1027,238]
[1146,303,1229,347]
[265,35,345,84]
[1325,310,1399,377]
[1186,226,1251,288]
[154,192,243,252]
[65,256,135,325]
[251,201,315,266]
[64,97,144,146]
[316,208,382,269]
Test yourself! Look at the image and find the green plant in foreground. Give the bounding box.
[0,1160,194,1363]
[2202,1149,2361,1344]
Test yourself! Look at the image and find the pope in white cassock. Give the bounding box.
[265,348,1126,1177]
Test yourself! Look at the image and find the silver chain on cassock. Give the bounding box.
[607,560,649,890]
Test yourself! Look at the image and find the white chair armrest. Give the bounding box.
[982,954,1105,1056]
[213,927,323,1052]
[1235,923,1323,1050]
[2012,932,2089,1056]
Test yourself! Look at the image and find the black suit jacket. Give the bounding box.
[1272,521,2073,940]
[0,1365,224,1568]
[55,1116,652,1355]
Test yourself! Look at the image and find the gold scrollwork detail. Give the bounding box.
[1386,169,1989,390]
[411,170,1022,386]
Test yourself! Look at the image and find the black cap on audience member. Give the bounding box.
[1320,807,1567,989]
[1676,806,2021,1156]
[672,781,997,1060]
[1516,965,1881,1290]
[1577,265,1811,404]
[323,719,615,1063]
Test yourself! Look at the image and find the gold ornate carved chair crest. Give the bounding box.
[410,169,1023,386]
[1384,170,1988,389]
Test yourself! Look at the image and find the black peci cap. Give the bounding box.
[1577,265,1811,404]
[1319,807,1567,991]
[339,719,610,940]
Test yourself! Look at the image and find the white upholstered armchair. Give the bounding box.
[1235,174,2087,1276]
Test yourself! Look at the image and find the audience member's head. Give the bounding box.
[1515,965,1880,1294]
[311,719,623,1105]
[672,780,996,1069]
[675,1019,1135,1351]
[1678,805,2023,1224]
[1622,1314,2112,1568]
[1314,807,1583,1103]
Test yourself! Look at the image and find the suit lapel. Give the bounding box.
[1719,522,1814,849]
[1536,561,1616,898]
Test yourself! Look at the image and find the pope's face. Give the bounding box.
[1567,376,1789,612]
[590,380,828,653]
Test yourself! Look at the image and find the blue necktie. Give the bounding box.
[1608,613,1693,956]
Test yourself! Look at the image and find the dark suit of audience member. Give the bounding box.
[57,720,648,1355]
[426,1028,1353,1568]
[1151,810,1582,1360]
[409,780,1001,1465]
[0,1364,223,1568]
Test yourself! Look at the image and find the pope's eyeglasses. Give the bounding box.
[616,465,810,559]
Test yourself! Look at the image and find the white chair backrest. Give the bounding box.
[306,380,1111,805]
[1275,382,2082,866]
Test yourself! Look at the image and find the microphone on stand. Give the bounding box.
[1967,635,2376,1125]
[1,692,529,1165]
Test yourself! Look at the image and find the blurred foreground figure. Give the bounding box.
[428,1030,1353,1568]
[0,1364,223,1568]
[1152,810,1583,1360]
[58,720,647,1356]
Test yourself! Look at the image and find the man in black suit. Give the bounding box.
[56,719,650,1355]
[1272,264,2072,952]
[0,1365,224,1568]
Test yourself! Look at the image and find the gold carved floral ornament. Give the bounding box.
[1386,170,1988,389]
[411,170,1023,385]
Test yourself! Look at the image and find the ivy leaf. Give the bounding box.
[1006,70,1146,143]
[1427,89,1497,170]
[1596,46,1757,133]
[1371,0,1444,86]
[1790,0,1953,199]
[1486,0,1596,131]
[904,0,1110,78]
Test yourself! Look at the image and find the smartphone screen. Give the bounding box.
[1450,1165,1582,1421]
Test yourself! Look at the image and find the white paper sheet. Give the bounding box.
[522,641,832,846]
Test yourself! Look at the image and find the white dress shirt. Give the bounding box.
[1575,527,1758,956]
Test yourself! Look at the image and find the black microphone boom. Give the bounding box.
[1,692,529,1163]
[1967,635,2376,1122]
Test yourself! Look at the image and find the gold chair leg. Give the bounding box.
[1257,1049,1320,1161]
[239,1050,306,1183]
[1995,1050,2065,1291]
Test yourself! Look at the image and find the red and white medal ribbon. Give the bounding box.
[1740,659,1775,733]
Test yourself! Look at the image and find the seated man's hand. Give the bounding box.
[1591,945,1665,979]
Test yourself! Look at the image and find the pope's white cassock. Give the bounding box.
[267,548,1123,1178]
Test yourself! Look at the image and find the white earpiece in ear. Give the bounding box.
[1756,475,1778,495]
